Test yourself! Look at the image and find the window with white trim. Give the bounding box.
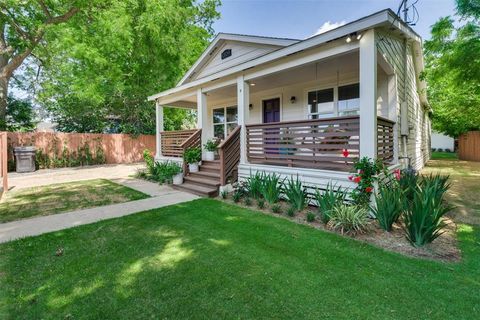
[213,106,238,139]
[307,88,334,119]
[338,83,360,116]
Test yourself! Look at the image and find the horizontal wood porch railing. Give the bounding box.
[218,126,241,185]
[180,129,202,174]
[161,129,199,157]
[246,115,360,171]
[377,116,395,163]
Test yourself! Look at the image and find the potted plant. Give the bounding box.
[204,138,219,161]
[170,162,184,185]
[183,147,201,172]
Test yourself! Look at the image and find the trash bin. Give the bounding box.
[14,146,36,173]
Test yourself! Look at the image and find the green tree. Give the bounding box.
[0,0,101,130]
[6,95,37,131]
[38,0,219,134]
[423,0,480,137]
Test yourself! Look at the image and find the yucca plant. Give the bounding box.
[261,173,281,204]
[403,182,452,247]
[283,175,308,211]
[315,184,346,223]
[370,185,403,231]
[328,204,369,235]
[246,171,263,200]
[420,173,450,204]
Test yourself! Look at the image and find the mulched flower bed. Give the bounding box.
[219,197,461,262]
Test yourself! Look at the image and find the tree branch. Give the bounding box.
[46,7,79,25]
[37,0,52,19]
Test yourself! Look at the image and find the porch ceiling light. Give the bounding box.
[346,35,352,43]
[250,83,256,86]
[356,33,362,40]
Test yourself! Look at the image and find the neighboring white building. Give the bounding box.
[431,132,454,151]
[148,9,431,196]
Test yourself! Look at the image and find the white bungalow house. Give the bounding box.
[148,9,431,197]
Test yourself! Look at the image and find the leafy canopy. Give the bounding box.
[37,0,220,134]
[423,0,480,137]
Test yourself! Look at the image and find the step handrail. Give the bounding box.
[180,129,202,175]
[218,126,241,185]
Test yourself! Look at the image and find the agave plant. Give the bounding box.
[403,180,452,247]
[399,168,418,203]
[420,173,450,204]
[261,173,281,204]
[315,184,346,223]
[283,175,308,211]
[370,184,403,231]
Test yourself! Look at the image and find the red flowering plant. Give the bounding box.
[348,157,385,206]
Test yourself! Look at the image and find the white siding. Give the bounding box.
[431,132,454,150]
[195,41,282,80]
[376,30,430,170]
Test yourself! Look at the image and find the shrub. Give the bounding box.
[306,212,316,222]
[204,138,219,152]
[221,190,228,199]
[328,204,369,235]
[183,147,201,164]
[261,173,282,204]
[271,204,281,213]
[403,180,452,247]
[370,185,403,231]
[349,157,384,206]
[245,171,263,200]
[445,148,451,153]
[437,148,443,152]
[232,191,242,203]
[244,197,252,206]
[431,148,437,152]
[257,199,265,209]
[315,184,346,223]
[286,206,296,217]
[283,175,308,211]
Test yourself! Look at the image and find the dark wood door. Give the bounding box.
[263,98,280,123]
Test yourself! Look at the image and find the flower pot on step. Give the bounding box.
[189,163,199,173]
[173,173,183,185]
[205,151,215,161]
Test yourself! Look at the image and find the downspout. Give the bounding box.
[400,38,410,168]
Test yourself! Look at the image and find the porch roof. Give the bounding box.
[148,8,426,106]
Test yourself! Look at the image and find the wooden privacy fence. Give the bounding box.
[6,132,156,165]
[459,131,480,161]
[0,132,7,195]
[246,115,360,171]
[377,116,395,163]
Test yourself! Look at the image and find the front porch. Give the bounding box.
[152,30,399,195]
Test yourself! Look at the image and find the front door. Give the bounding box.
[263,98,280,155]
[263,98,280,123]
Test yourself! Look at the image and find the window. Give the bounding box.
[213,106,238,139]
[307,88,334,119]
[338,83,360,115]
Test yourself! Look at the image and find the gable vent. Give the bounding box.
[221,49,232,60]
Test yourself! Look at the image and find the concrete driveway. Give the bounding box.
[8,163,145,190]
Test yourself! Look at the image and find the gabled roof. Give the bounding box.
[148,9,424,102]
[176,33,300,86]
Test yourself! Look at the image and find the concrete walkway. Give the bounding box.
[8,163,144,190]
[0,186,199,243]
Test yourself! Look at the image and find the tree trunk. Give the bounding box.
[0,74,7,130]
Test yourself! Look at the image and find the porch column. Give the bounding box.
[197,88,208,155]
[359,29,377,159]
[155,101,164,159]
[237,75,250,164]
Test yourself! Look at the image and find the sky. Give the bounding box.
[212,0,457,40]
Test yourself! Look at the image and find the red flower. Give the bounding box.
[348,175,354,181]
[365,186,373,193]
[353,176,362,183]
[342,149,349,158]
[394,169,401,181]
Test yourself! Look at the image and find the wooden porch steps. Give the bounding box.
[173,160,221,197]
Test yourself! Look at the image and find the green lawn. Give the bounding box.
[0,179,149,223]
[431,151,458,160]
[0,199,478,319]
